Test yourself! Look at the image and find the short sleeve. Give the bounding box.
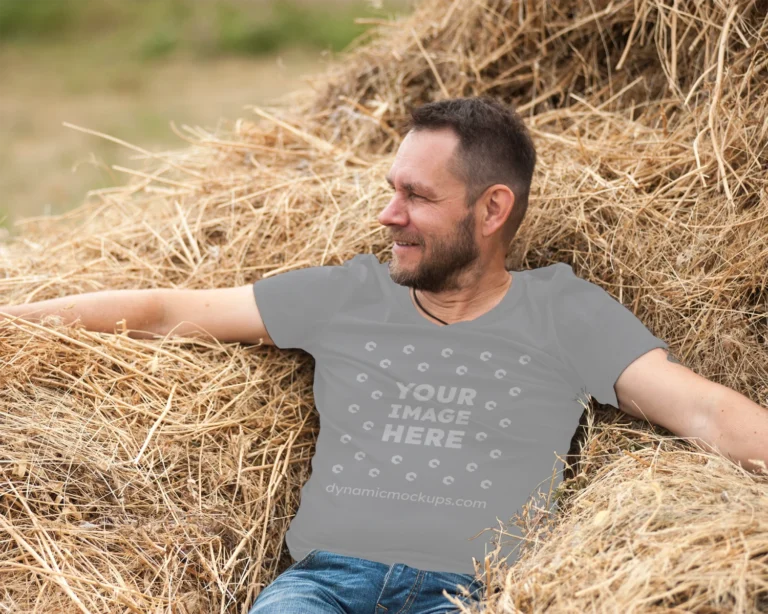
[551,263,669,407]
[252,254,368,351]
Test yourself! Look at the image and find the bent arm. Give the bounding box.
[0,289,165,339]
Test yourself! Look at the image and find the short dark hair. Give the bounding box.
[409,97,536,245]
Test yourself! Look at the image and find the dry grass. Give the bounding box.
[0,0,767,612]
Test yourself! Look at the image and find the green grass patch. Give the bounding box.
[0,0,407,59]
[212,2,374,57]
[0,1,78,41]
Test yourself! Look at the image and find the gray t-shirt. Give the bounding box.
[252,253,668,574]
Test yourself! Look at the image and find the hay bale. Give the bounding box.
[1,0,767,611]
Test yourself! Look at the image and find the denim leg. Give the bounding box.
[247,549,485,614]
[425,572,486,613]
[380,569,486,614]
[247,574,345,614]
[374,563,425,613]
[248,549,383,614]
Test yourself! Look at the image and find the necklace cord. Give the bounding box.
[412,289,449,325]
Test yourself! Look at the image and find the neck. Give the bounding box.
[411,270,512,324]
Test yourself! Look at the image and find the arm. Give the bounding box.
[615,347,767,475]
[155,285,274,345]
[0,285,274,345]
[704,384,768,475]
[0,290,164,339]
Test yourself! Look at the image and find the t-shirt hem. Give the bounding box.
[288,534,480,575]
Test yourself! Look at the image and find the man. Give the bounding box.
[1,97,766,613]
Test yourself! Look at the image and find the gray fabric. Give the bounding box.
[252,253,668,574]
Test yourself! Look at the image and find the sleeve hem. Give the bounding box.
[252,282,284,349]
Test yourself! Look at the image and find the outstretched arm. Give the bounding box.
[0,290,164,339]
[615,347,767,475]
[705,383,768,474]
[0,285,273,345]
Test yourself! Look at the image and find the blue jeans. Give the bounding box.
[248,549,486,613]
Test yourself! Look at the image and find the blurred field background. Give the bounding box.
[0,0,410,231]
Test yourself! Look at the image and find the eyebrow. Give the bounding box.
[385,174,439,200]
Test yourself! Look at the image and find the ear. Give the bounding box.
[480,184,515,238]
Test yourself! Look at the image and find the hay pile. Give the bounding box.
[1,0,767,611]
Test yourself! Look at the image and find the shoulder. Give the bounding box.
[521,261,583,291]
[345,252,378,269]
[523,261,573,281]
[337,252,379,281]
[522,262,613,310]
[309,252,376,278]
[533,262,603,289]
[325,253,387,313]
[325,252,383,297]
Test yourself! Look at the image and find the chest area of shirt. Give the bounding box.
[314,325,576,440]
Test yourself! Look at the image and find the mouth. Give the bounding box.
[394,243,420,254]
[393,239,420,253]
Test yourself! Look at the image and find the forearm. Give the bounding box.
[0,289,164,339]
[704,385,768,475]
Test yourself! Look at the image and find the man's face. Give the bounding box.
[378,128,480,293]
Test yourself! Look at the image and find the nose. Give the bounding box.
[378,193,408,228]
